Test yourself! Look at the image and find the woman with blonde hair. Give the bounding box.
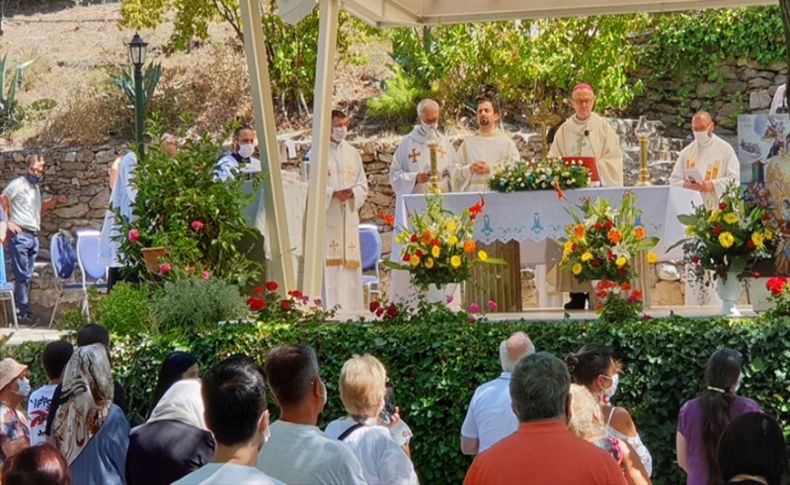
[325,354,418,485]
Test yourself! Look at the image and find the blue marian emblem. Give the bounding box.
[635,214,643,227]
[481,214,494,236]
[531,212,544,234]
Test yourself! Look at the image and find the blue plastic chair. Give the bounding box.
[49,231,82,328]
[359,224,382,302]
[0,244,19,329]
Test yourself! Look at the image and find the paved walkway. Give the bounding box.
[1,326,69,346]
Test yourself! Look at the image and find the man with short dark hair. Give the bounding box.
[214,125,261,181]
[464,352,626,484]
[28,340,73,445]
[175,355,281,484]
[257,344,366,484]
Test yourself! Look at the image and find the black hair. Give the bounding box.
[718,412,787,485]
[42,341,73,381]
[701,348,743,483]
[202,354,267,446]
[475,94,501,115]
[264,344,319,407]
[233,124,255,139]
[331,109,347,120]
[151,351,199,406]
[76,324,109,347]
[565,344,613,388]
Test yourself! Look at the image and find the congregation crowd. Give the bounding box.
[0,324,783,484]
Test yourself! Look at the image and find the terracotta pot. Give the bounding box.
[141,246,169,274]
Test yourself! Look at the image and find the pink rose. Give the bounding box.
[159,262,171,275]
[128,229,139,243]
[469,303,480,314]
[185,266,196,275]
[200,271,210,280]
[487,299,498,312]
[191,220,204,231]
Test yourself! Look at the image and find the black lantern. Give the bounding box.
[128,32,148,68]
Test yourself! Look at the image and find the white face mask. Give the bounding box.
[693,130,712,145]
[15,378,30,397]
[421,122,438,133]
[602,373,619,399]
[237,143,255,159]
[331,127,347,143]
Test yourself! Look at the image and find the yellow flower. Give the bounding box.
[723,213,739,225]
[581,251,593,262]
[446,220,457,232]
[615,256,627,268]
[477,250,489,262]
[766,229,774,240]
[410,255,421,267]
[646,252,658,264]
[751,232,765,248]
[431,245,441,258]
[572,263,583,275]
[563,240,574,251]
[708,211,721,223]
[450,255,462,268]
[718,231,734,249]
[685,225,695,236]
[447,235,458,245]
[425,257,434,269]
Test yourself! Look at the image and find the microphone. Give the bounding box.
[584,129,590,137]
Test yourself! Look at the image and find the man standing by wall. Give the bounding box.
[0,155,67,324]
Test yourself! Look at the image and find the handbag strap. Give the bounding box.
[338,422,365,441]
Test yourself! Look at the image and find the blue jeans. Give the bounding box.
[8,231,38,315]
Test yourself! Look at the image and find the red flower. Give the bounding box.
[247,297,266,311]
[590,258,600,267]
[641,314,653,321]
[604,220,613,229]
[288,290,303,299]
[159,262,171,275]
[621,282,632,291]
[415,249,423,258]
[386,303,399,318]
[712,226,722,236]
[281,300,290,311]
[201,271,210,280]
[191,220,204,231]
[369,300,380,313]
[607,250,614,261]
[766,276,788,295]
[185,266,196,276]
[594,222,602,230]
[128,228,139,243]
[410,234,418,243]
[762,212,771,221]
[753,272,761,278]
[253,287,264,296]
[747,240,756,250]
[402,253,411,262]
[469,200,485,217]
[719,202,728,210]
[375,307,385,317]
[571,243,578,251]
[691,256,701,264]
[431,240,440,247]
[265,281,279,292]
[378,211,395,225]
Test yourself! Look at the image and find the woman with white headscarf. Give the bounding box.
[126,379,215,485]
[52,343,130,485]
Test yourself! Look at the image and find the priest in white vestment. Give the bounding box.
[453,97,520,192]
[389,99,458,303]
[322,110,369,312]
[669,111,741,210]
[548,83,624,187]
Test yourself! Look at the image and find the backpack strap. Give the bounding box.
[338,422,365,441]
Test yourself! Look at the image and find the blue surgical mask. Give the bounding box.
[25,174,40,185]
[15,378,30,397]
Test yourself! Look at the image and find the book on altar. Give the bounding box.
[682,157,706,184]
[562,156,600,182]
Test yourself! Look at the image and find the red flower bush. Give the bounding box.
[265,281,279,292]
[247,297,266,311]
[766,276,788,296]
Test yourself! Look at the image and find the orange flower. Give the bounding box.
[574,224,585,239]
[621,282,632,291]
[634,226,645,241]
[422,230,433,244]
[607,228,622,244]
[463,240,476,253]
[631,289,643,299]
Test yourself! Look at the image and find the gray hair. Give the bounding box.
[160,133,177,146]
[499,332,536,373]
[416,98,439,117]
[693,111,713,124]
[510,352,570,422]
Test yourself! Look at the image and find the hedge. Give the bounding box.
[7,316,790,484]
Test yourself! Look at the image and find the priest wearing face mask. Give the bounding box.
[389,99,458,302]
[0,155,67,324]
[322,110,369,312]
[669,111,740,210]
[214,125,262,181]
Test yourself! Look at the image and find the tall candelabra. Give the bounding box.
[427,129,441,194]
[635,115,653,186]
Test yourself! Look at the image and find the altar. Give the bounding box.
[395,186,704,310]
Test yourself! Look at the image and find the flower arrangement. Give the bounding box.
[487,158,590,193]
[387,194,501,289]
[593,280,645,322]
[671,182,776,281]
[560,192,659,285]
[245,281,335,324]
[765,276,790,316]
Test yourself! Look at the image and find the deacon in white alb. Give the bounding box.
[453,96,520,192]
[389,99,457,302]
[669,111,740,210]
[322,110,369,312]
[548,83,624,187]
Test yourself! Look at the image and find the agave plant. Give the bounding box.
[110,62,162,109]
[0,55,36,131]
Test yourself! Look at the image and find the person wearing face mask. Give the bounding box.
[453,95,520,192]
[669,111,740,210]
[464,352,626,485]
[214,125,262,182]
[676,348,762,485]
[174,356,280,485]
[0,358,31,466]
[389,99,458,303]
[258,344,366,484]
[0,154,67,323]
[565,344,653,477]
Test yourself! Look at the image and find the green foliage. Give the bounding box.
[117,123,262,286]
[150,276,249,335]
[96,283,153,334]
[109,63,162,109]
[0,55,36,132]
[12,316,790,484]
[367,65,429,123]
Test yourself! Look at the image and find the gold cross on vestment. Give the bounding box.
[409,148,421,163]
[329,240,340,253]
[437,145,447,159]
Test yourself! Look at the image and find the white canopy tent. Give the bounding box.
[240,0,777,299]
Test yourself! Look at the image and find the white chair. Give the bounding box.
[359,224,382,302]
[0,245,18,329]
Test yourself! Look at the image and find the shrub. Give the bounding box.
[150,277,249,335]
[10,316,790,484]
[96,283,153,335]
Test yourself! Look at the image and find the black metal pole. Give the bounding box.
[134,63,145,159]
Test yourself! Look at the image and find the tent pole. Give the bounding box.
[240,0,296,293]
[302,0,340,300]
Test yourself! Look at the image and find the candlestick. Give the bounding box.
[635,116,652,187]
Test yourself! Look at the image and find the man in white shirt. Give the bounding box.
[460,332,535,455]
[669,111,741,210]
[28,340,72,446]
[214,125,262,181]
[258,344,366,484]
[175,355,283,485]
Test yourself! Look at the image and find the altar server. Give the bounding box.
[453,96,520,192]
[669,111,740,210]
[548,83,624,187]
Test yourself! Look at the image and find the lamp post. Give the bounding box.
[128,33,148,159]
[635,115,652,186]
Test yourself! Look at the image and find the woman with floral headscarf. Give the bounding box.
[52,344,130,484]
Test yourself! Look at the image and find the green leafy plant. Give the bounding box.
[0,55,36,132]
[366,65,429,123]
[95,283,153,334]
[109,63,162,109]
